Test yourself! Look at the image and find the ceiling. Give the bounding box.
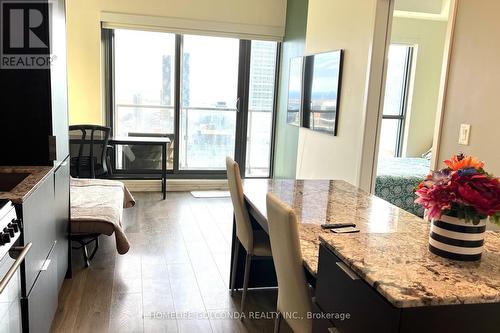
[394,0,451,21]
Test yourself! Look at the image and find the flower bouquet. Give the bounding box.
[415,153,500,261]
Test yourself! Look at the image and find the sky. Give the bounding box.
[114,29,239,108]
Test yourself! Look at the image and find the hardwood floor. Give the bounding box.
[51,192,287,333]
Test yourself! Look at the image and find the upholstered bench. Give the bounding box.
[70,177,135,267]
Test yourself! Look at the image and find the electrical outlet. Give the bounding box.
[458,124,471,145]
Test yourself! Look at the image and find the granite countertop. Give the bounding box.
[243,179,429,275]
[320,231,500,308]
[242,179,500,308]
[0,166,54,203]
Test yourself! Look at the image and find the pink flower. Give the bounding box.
[415,183,457,220]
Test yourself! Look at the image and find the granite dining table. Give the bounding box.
[229,179,500,322]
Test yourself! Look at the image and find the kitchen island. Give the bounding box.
[316,230,500,333]
[319,229,500,308]
[232,179,500,333]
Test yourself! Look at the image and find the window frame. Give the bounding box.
[102,28,280,179]
[381,45,413,157]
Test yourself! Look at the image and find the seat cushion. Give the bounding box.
[70,178,135,254]
[252,230,272,257]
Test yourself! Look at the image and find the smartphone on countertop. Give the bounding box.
[331,227,360,234]
[321,223,356,229]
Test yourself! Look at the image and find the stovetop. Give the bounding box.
[0,201,21,259]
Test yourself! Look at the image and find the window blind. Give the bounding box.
[101,12,284,41]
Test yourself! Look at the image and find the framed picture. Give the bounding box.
[286,57,304,126]
[303,50,343,135]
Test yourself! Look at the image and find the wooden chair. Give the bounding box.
[266,192,312,333]
[227,157,273,314]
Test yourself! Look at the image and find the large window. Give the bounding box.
[106,29,279,177]
[245,40,278,177]
[179,35,239,170]
[113,30,176,170]
[379,44,413,158]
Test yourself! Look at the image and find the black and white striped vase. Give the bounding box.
[429,214,486,261]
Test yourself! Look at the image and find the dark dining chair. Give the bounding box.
[69,125,112,178]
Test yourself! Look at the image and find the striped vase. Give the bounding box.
[429,214,486,261]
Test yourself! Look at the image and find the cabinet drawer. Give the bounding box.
[22,244,58,333]
[315,244,400,333]
[312,301,337,333]
[21,175,56,293]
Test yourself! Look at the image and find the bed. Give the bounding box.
[375,157,430,217]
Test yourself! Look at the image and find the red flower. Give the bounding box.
[415,154,500,222]
[454,174,500,216]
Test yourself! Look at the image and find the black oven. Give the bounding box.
[0,200,31,333]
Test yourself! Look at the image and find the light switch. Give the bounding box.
[458,124,471,145]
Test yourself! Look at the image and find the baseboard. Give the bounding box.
[119,179,229,192]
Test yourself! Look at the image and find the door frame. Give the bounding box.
[430,0,459,171]
[360,0,459,192]
[235,40,251,177]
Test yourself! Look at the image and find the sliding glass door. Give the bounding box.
[179,35,239,170]
[245,40,278,177]
[106,28,278,178]
[113,29,176,170]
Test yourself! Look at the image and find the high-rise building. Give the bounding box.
[160,53,190,107]
[248,41,276,112]
[182,53,190,107]
[161,55,172,106]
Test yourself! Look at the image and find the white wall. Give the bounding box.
[437,0,500,175]
[295,0,379,184]
[391,17,447,157]
[293,0,500,192]
[66,0,287,125]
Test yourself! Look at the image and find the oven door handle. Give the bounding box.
[0,243,32,295]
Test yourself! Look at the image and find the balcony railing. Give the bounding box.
[114,104,270,174]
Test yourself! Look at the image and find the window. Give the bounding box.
[105,29,279,177]
[245,40,277,177]
[379,44,413,158]
[113,30,176,170]
[179,35,239,170]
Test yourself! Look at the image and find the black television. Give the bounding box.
[303,50,343,135]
